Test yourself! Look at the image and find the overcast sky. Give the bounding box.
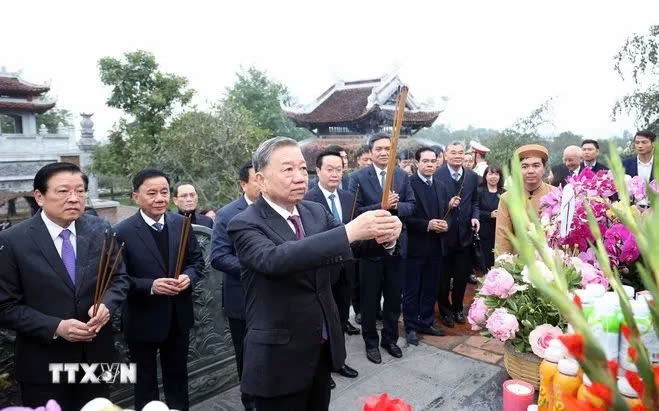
[3,0,658,140]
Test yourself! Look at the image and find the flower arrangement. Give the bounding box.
[503,145,659,410]
[468,251,586,353]
[540,167,648,288]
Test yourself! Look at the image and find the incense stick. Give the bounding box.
[93,242,125,317]
[174,216,191,279]
[93,232,108,313]
[350,184,360,221]
[380,86,409,210]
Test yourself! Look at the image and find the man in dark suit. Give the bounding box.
[115,169,204,411]
[623,130,656,182]
[304,150,360,384]
[0,162,129,410]
[172,182,214,228]
[581,139,608,172]
[403,147,448,346]
[555,145,584,186]
[348,134,416,364]
[308,144,351,191]
[210,161,260,411]
[435,142,480,327]
[227,137,402,411]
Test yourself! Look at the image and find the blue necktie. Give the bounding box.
[453,172,460,181]
[328,194,340,222]
[59,229,76,285]
[152,222,164,232]
[288,215,328,342]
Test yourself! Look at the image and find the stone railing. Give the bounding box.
[0,224,238,408]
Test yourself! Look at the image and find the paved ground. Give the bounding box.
[194,283,511,410]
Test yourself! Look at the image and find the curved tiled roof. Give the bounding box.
[0,100,56,114]
[0,75,50,97]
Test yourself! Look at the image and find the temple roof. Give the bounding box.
[0,71,50,97]
[0,97,56,114]
[284,74,441,128]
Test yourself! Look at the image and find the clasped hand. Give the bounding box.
[428,219,448,233]
[55,303,110,342]
[345,209,402,244]
[152,274,191,296]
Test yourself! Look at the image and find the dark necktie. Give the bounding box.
[59,229,76,285]
[287,214,328,341]
[328,194,340,222]
[152,222,164,232]
[379,170,386,188]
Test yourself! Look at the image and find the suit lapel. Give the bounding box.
[410,175,430,217]
[257,198,297,243]
[29,214,75,291]
[73,216,93,294]
[298,203,323,288]
[366,167,383,198]
[438,166,457,197]
[133,213,167,273]
[339,190,354,223]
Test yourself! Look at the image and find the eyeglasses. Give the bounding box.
[52,189,87,200]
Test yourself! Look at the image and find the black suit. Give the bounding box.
[227,197,385,410]
[114,211,204,411]
[435,165,480,316]
[348,165,415,350]
[304,186,357,328]
[210,195,254,409]
[623,156,655,181]
[581,161,608,173]
[402,174,447,333]
[0,213,129,410]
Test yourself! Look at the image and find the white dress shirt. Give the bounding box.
[244,194,254,206]
[262,196,300,234]
[318,185,343,222]
[638,156,653,184]
[417,170,433,186]
[447,164,463,180]
[140,209,165,230]
[373,164,387,187]
[41,211,77,257]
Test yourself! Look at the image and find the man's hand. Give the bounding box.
[449,196,461,209]
[55,319,96,342]
[428,219,449,233]
[176,274,191,292]
[385,192,399,210]
[345,210,401,243]
[471,218,480,233]
[375,216,402,244]
[152,278,180,296]
[86,303,110,334]
[491,210,498,219]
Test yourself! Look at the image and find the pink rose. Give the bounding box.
[467,297,489,330]
[485,308,519,342]
[571,257,609,289]
[480,268,517,298]
[528,324,563,358]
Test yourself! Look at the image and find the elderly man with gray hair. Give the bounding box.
[556,145,584,186]
[227,137,402,411]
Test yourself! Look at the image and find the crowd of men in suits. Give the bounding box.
[0,128,655,411]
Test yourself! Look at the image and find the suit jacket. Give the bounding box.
[227,197,387,397]
[191,212,214,229]
[210,195,249,320]
[114,211,204,343]
[580,161,608,173]
[303,186,356,284]
[623,156,655,180]
[308,174,351,192]
[435,165,480,252]
[0,213,130,384]
[348,165,415,258]
[404,174,447,258]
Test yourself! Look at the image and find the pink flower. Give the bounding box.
[486,308,519,342]
[528,324,564,358]
[604,223,640,265]
[626,176,648,202]
[578,247,598,267]
[571,257,609,290]
[1,400,61,411]
[480,268,518,298]
[467,297,489,330]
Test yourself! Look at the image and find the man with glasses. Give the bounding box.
[172,183,214,228]
[0,162,129,410]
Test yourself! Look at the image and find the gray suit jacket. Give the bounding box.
[0,212,129,383]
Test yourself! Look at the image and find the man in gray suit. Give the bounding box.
[228,137,402,411]
[0,162,129,410]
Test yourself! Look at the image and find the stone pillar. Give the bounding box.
[77,113,99,198]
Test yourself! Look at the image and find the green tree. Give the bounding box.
[36,107,73,133]
[613,25,659,132]
[225,66,313,140]
[157,104,268,207]
[92,50,194,180]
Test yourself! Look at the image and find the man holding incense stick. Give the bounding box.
[0,162,129,410]
[115,168,204,411]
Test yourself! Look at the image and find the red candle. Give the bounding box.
[503,379,535,411]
